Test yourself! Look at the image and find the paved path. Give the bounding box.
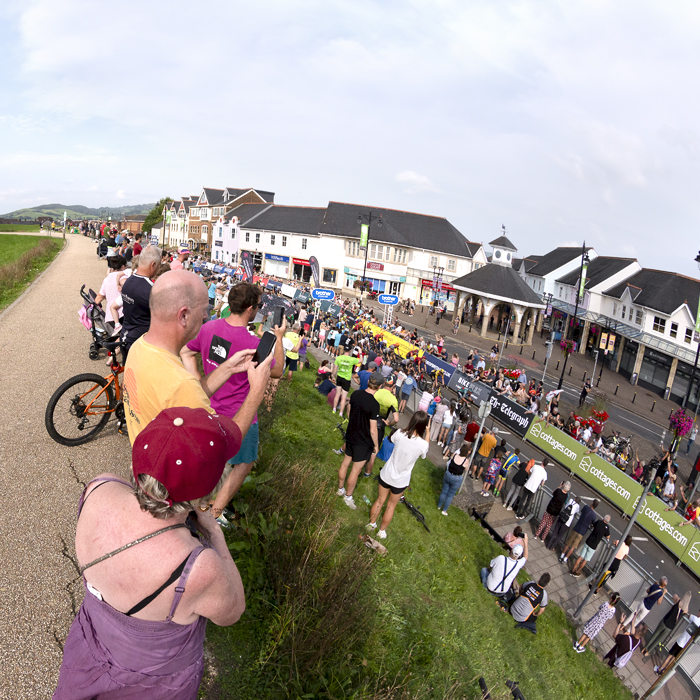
[0,234,131,699]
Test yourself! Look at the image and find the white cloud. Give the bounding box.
[395,171,438,194]
[115,190,125,199]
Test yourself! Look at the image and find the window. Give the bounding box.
[218,227,222,238]
[255,233,260,244]
[447,259,456,272]
[538,280,542,290]
[323,269,337,284]
[635,309,643,325]
[302,238,307,250]
[270,234,276,246]
[376,245,383,260]
[559,287,563,297]
[653,316,666,333]
[686,328,693,344]
[282,236,287,247]
[670,322,678,339]
[613,303,617,316]
[621,305,626,320]
[245,232,250,242]
[191,208,198,217]
[429,255,438,267]
[231,230,236,239]
[370,244,377,259]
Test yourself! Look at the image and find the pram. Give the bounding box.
[78,284,119,360]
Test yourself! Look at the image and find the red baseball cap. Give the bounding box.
[132,407,242,505]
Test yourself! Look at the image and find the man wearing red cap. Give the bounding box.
[170,246,190,271]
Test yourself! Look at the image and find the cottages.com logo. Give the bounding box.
[529,423,578,461]
[631,497,689,548]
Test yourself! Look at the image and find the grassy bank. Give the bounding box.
[0,235,63,311]
[201,363,632,700]
[0,224,42,232]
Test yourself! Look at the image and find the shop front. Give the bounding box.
[292,257,311,282]
[343,265,405,295]
[420,279,456,310]
[264,253,290,278]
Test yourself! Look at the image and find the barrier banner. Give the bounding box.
[447,371,492,406]
[487,392,533,437]
[421,353,457,384]
[360,321,422,358]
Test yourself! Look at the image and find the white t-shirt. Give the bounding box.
[380,430,429,489]
[487,554,527,594]
[99,269,125,324]
[677,615,700,648]
[564,500,580,527]
[524,464,547,493]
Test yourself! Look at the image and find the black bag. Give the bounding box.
[558,501,574,523]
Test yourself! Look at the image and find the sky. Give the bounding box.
[2,0,700,276]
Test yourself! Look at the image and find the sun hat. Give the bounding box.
[132,407,241,505]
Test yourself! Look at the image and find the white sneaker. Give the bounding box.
[344,495,357,509]
[336,487,346,496]
[441,511,448,516]
[366,522,377,530]
[377,529,387,539]
[506,506,513,511]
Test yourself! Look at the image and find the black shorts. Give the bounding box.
[337,376,351,392]
[345,442,373,463]
[669,642,683,658]
[285,357,298,372]
[378,473,406,495]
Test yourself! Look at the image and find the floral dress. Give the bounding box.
[583,602,617,639]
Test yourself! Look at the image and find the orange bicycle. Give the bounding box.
[45,339,126,446]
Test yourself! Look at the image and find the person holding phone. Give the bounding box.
[182,282,285,524]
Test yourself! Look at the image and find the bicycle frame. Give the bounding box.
[79,356,124,416]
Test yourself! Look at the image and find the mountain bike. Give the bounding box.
[45,339,126,446]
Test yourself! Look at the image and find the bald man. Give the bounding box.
[123,270,272,452]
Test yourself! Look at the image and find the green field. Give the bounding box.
[200,364,633,700]
[0,224,41,232]
[0,234,63,310]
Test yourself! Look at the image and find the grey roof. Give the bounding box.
[452,263,545,306]
[200,187,224,207]
[489,234,517,251]
[604,269,700,317]
[225,187,275,203]
[527,247,591,277]
[556,256,637,290]
[319,201,480,258]
[226,203,273,225]
[522,255,542,272]
[238,205,325,234]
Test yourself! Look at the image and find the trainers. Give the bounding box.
[344,495,357,509]
[576,645,585,654]
[562,556,568,563]
[570,572,582,578]
[366,522,377,530]
[441,510,448,516]
[377,529,387,539]
[362,472,372,477]
[336,487,346,496]
[482,491,489,497]
[506,506,513,511]
[333,448,343,455]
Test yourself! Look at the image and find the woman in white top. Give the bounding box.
[367,411,430,540]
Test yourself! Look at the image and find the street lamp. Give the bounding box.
[356,211,383,306]
[557,243,590,390]
[682,250,700,410]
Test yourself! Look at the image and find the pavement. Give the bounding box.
[0,233,132,699]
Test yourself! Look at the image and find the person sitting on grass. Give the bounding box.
[504,526,525,551]
[481,536,528,609]
[481,454,502,497]
[574,592,621,653]
[366,411,430,540]
[314,374,336,397]
[510,573,550,633]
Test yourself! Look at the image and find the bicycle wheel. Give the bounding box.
[45,373,115,446]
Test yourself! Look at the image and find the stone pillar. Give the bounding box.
[536,311,544,332]
[631,343,645,383]
[578,321,590,354]
[470,297,477,324]
[667,357,679,392]
[526,316,536,345]
[480,303,492,338]
[614,336,626,373]
[511,319,522,344]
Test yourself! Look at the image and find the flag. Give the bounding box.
[309,256,320,287]
[240,251,254,281]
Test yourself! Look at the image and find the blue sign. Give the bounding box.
[213,265,224,273]
[421,353,456,384]
[311,288,335,301]
[378,294,399,306]
[265,253,289,262]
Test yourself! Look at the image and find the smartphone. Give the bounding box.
[272,306,284,329]
[253,331,277,365]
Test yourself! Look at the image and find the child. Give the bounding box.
[481,456,502,497]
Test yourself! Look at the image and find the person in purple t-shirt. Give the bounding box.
[181,283,286,524]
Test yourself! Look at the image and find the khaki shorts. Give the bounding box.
[566,530,584,550]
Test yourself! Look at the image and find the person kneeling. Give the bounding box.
[480,536,528,609]
[510,573,550,633]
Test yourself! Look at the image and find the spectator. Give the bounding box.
[643,591,691,657]
[170,246,190,272]
[481,536,529,608]
[546,495,581,552]
[605,623,647,669]
[534,481,570,541]
[469,427,498,480]
[132,232,143,256]
[516,458,548,520]
[181,282,286,524]
[559,498,599,564]
[364,379,400,477]
[283,322,303,383]
[366,411,430,539]
[332,343,361,416]
[481,454,502,497]
[437,444,470,515]
[574,592,621,653]
[52,408,247,699]
[687,425,698,455]
[570,514,611,578]
[592,536,632,594]
[504,525,526,550]
[94,255,128,328]
[336,374,381,509]
[678,499,700,527]
[654,608,700,675]
[504,457,532,511]
[314,374,336,396]
[510,573,550,633]
[615,577,667,637]
[123,270,271,444]
[120,245,162,354]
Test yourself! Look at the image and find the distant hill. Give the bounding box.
[1,203,155,220]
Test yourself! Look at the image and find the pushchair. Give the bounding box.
[78,284,119,360]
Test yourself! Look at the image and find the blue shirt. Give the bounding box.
[357,369,372,391]
[401,376,416,395]
[208,282,217,300]
[573,505,596,535]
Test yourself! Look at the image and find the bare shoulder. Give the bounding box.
[84,472,128,495]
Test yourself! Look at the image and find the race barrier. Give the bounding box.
[486,391,533,438]
[447,370,492,406]
[359,321,423,358]
[525,421,700,578]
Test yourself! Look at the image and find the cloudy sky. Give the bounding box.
[2,0,700,276]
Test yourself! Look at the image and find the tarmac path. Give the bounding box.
[0,233,131,699]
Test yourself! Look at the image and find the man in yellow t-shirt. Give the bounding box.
[470,426,499,480]
[283,321,302,382]
[123,271,272,472]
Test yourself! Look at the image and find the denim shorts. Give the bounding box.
[227,422,259,465]
[578,542,595,561]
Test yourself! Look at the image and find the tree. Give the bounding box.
[142,197,173,234]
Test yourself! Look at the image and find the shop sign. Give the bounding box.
[388,275,407,282]
[607,334,616,353]
[293,258,310,267]
[421,279,455,291]
[486,392,533,437]
[367,262,384,271]
[265,253,289,262]
[599,332,608,351]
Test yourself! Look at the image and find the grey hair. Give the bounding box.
[138,245,162,268]
[293,321,301,331]
[603,514,611,522]
[659,576,668,586]
[563,481,571,491]
[131,465,231,520]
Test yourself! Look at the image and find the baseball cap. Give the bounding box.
[132,407,241,505]
[492,427,499,434]
[178,246,190,254]
[368,361,377,369]
[512,544,524,558]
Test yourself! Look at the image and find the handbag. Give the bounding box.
[377,435,395,462]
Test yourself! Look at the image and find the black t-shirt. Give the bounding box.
[512,462,530,487]
[367,350,377,365]
[546,488,568,516]
[124,247,134,263]
[316,378,335,396]
[340,333,349,348]
[663,601,682,627]
[346,390,380,447]
[121,273,153,346]
[585,519,609,549]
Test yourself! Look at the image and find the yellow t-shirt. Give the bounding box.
[123,335,214,443]
[285,332,300,360]
[478,432,498,457]
[374,388,399,420]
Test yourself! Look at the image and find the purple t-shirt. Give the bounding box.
[187,319,261,423]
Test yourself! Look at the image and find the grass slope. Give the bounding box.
[202,363,632,700]
[1,203,154,219]
[0,235,62,310]
[0,224,41,232]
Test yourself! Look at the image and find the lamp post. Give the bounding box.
[682,251,700,410]
[356,211,383,306]
[557,243,589,390]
